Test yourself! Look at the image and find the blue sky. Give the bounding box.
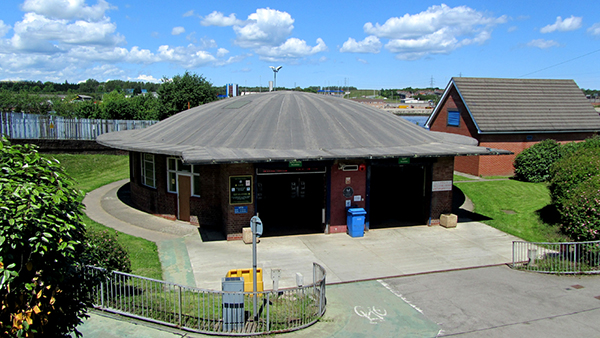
[1,0,599,89]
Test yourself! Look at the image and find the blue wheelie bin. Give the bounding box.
[347,208,366,237]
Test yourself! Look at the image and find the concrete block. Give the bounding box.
[242,227,252,244]
[440,213,457,228]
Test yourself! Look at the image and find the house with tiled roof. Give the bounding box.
[425,77,600,177]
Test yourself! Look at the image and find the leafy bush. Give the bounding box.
[0,138,93,337]
[514,139,562,182]
[559,175,600,241]
[560,135,600,159]
[549,148,600,206]
[83,229,131,273]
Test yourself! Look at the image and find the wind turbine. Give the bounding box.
[269,66,282,91]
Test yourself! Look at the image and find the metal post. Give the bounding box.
[252,217,258,318]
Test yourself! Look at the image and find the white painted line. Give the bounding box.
[377,279,424,314]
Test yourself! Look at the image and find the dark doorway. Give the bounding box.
[369,164,430,227]
[256,173,325,236]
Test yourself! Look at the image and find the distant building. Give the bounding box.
[426,77,600,176]
[226,84,239,97]
[71,94,93,102]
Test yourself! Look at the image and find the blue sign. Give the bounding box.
[234,206,248,214]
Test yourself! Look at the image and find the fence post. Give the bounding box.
[178,286,182,327]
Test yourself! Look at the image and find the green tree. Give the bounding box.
[513,139,562,182]
[157,71,218,120]
[99,90,134,119]
[0,138,94,337]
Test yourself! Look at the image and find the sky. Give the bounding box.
[0,0,599,90]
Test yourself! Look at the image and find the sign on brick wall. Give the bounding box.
[432,180,453,192]
[229,176,253,205]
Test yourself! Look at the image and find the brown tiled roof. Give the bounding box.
[433,77,600,133]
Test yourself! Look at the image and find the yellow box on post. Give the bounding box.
[226,268,264,292]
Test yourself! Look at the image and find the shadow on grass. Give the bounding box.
[452,186,492,222]
[536,204,561,226]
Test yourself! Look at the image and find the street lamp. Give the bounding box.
[269,66,282,91]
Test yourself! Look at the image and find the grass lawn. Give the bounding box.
[50,153,162,279]
[453,174,475,181]
[455,179,569,243]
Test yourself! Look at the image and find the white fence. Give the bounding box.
[512,240,600,274]
[1,112,157,140]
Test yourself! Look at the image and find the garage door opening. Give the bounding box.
[256,170,326,237]
[369,164,430,227]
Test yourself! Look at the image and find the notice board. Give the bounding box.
[229,176,253,205]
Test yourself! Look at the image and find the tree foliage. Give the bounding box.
[559,175,600,241]
[513,139,562,182]
[157,71,218,120]
[0,138,92,337]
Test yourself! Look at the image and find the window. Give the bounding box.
[167,157,201,196]
[141,153,156,188]
[447,110,460,127]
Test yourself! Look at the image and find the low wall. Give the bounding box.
[7,138,124,154]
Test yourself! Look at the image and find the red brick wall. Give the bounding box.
[428,87,479,138]
[219,163,255,240]
[330,161,367,228]
[478,132,598,176]
[129,152,177,216]
[429,157,454,225]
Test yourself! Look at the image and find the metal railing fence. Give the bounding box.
[512,240,600,274]
[1,112,157,140]
[84,263,326,336]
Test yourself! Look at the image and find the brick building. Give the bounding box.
[426,77,600,177]
[98,91,508,240]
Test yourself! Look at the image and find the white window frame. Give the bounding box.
[141,153,156,188]
[167,157,201,197]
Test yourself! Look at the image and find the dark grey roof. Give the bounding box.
[427,77,600,133]
[98,91,509,164]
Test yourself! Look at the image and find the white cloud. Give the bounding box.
[527,39,560,49]
[233,8,294,48]
[229,8,327,61]
[157,44,216,68]
[508,26,518,33]
[214,54,251,66]
[172,26,185,35]
[588,23,600,36]
[357,58,368,64]
[340,35,381,53]
[216,48,229,57]
[0,20,10,38]
[255,38,327,62]
[21,0,114,22]
[201,11,243,27]
[133,74,160,83]
[353,4,505,60]
[385,28,459,60]
[540,16,582,33]
[183,10,195,18]
[9,12,124,53]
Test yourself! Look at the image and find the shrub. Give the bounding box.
[514,139,561,182]
[0,138,93,337]
[559,175,600,241]
[549,148,600,206]
[560,135,600,159]
[83,229,132,273]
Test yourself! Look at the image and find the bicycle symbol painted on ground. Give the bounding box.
[354,305,388,324]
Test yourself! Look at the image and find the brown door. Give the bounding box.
[178,175,191,221]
